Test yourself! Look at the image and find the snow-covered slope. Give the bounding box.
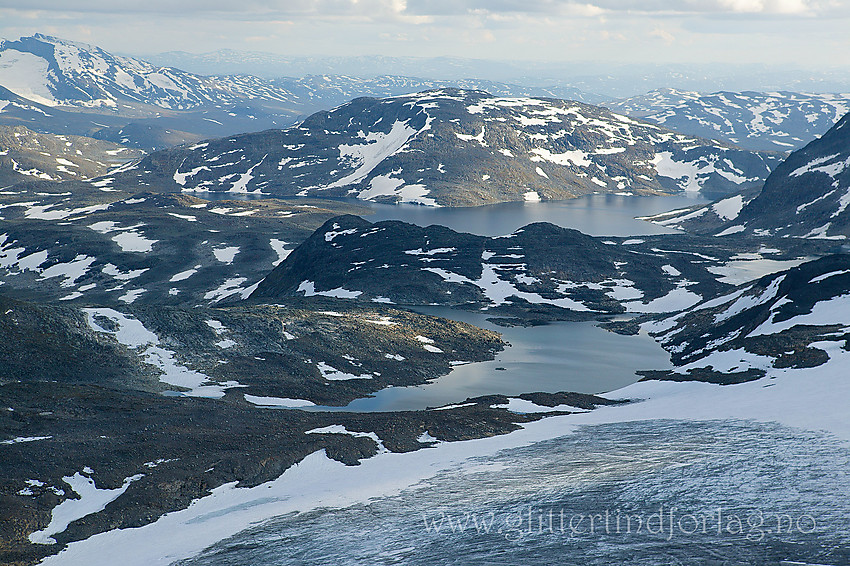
[644,254,850,386]
[0,35,307,150]
[636,186,761,235]
[111,89,781,206]
[608,89,850,152]
[735,111,850,239]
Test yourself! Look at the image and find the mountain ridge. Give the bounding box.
[248,214,829,326]
[643,110,850,239]
[105,89,783,207]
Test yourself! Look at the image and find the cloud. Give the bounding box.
[0,0,413,18]
[0,0,843,21]
[582,0,817,14]
[717,0,810,13]
[406,0,837,16]
[649,26,675,43]
[405,1,604,16]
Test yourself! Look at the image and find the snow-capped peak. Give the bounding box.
[0,34,293,110]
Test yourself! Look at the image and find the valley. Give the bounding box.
[1,31,849,566]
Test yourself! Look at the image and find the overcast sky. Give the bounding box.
[0,0,848,70]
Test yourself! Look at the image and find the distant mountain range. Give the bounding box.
[146,50,850,98]
[0,34,605,111]
[0,34,604,152]
[107,89,781,206]
[644,110,850,240]
[273,74,603,107]
[0,34,308,150]
[608,89,850,152]
[0,34,298,110]
[1,34,848,158]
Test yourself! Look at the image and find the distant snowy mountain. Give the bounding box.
[109,89,781,207]
[607,89,850,152]
[3,34,848,160]
[643,111,850,239]
[0,34,605,112]
[148,51,850,98]
[0,35,306,150]
[0,34,600,122]
[0,34,606,153]
[148,50,611,97]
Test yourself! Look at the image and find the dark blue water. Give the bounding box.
[176,420,850,566]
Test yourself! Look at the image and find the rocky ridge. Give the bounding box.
[0,125,141,185]
[250,214,830,325]
[0,183,377,307]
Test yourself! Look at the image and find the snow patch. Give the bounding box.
[297,281,362,299]
[29,471,144,545]
[85,308,243,398]
[244,395,315,408]
[317,361,372,381]
[212,246,240,265]
[712,194,744,221]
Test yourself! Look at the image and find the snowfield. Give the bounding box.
[35,354,849,565]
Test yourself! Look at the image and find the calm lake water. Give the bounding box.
[357,193,708,237]
[310,308,671,412]
[202,192,709,237]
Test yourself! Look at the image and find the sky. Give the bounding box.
[0,0,848,70]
